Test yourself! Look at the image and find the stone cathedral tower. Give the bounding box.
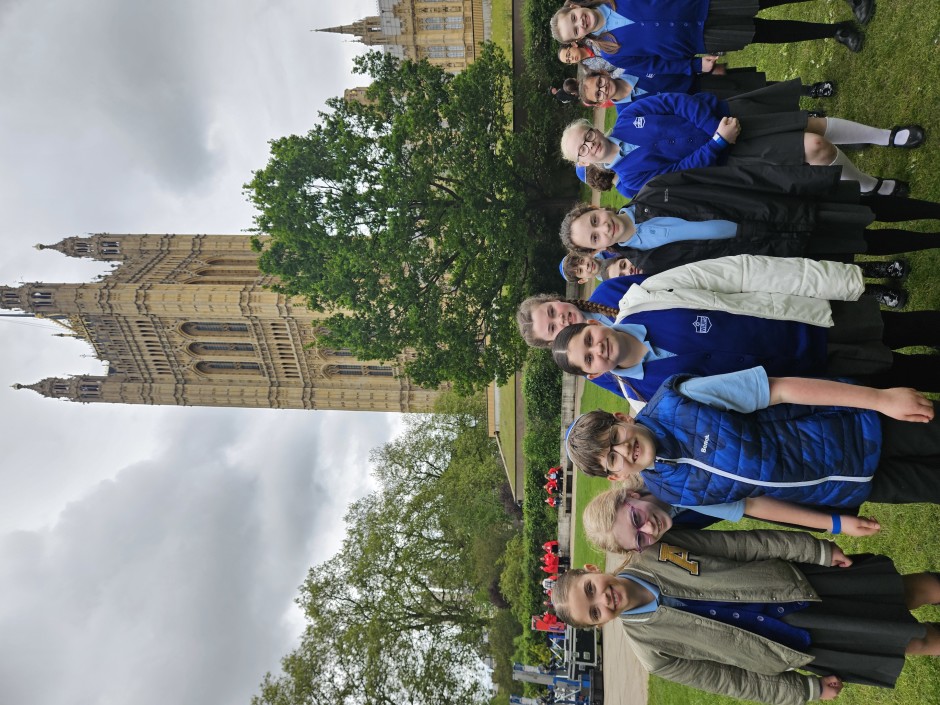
[2,233,440,412]
[316,0,492,74]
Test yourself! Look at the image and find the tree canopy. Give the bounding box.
[252,394,518,705]
[246,44,564,392]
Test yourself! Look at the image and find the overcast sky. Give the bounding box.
[0,2,406,704]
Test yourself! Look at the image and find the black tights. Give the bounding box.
[865,355,940,391]
[751,0,843,43]
[858,195,940,254]
[882,311,940,349]
[864,229,940,255]
[752,18,841,42]
[862,312,940,391]
[863,194,940,222]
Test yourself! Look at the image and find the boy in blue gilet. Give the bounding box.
[566,367,940,521]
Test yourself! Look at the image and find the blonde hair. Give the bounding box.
[560,118,594,163]
[582,481,648,555]
[550,1,621,52]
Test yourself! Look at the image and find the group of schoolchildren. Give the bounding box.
[511,1,940,703]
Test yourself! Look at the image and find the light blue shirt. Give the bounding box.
[675,500,746,522]
[618,572,659,615]
[607,322,676,381]
[596,4,635,32]
[604,136,640,169]
[676,366,772,413]
[612,75,649,104]
[616,206,738,251]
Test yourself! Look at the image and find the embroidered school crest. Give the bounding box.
[693,315,712,334]
[633,116,646,128]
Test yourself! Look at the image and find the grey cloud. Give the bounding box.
[0,407,388,705]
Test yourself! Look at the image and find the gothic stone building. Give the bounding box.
[2,234,440,412]
[318,0,492,74]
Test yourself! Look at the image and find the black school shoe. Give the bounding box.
[864,178,911,198]
[847,0,875,25]
[864,284,908,309]
[859,259,910,280]
[802,81,836,99]
[835,22,864,53]
[888,125,926,149]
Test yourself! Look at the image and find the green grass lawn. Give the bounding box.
[490,0,513,59]
[497,374,518,490]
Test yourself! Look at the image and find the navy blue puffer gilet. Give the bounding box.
[636,375,882,509]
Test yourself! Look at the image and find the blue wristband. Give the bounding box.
[831,514,842,535]
[712,132,729,148]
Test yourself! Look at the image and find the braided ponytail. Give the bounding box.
[571,299,618,318]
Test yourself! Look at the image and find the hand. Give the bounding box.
[716,116,741,144]
[711,63,727,75]
[840,515,881,537]
[700,55,720,73]
[877,387,935,422]
[829,544,853,568]
[819,675,843,700]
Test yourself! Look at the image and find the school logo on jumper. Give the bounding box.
[646,73,655,78]
[693,315,712,334]
[633,116,646,128]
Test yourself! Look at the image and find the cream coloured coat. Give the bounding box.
[615,255,865,326]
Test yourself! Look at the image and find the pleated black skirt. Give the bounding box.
[703,0,760,52]
[723,80,809,166]
[786,555,925,688]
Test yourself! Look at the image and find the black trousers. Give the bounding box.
[868,401,940,504]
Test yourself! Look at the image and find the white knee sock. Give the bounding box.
[823,117,909,146]
[829,148,878,192]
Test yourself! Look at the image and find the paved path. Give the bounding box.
[601,552,649,705]
[570,380,648,705]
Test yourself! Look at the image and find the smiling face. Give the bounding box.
[573,255,600,281]
[599,416,657,480]
[583,74,613,105]
[558,44,589,64]
[561,123,618,165]
[531,300,585,342]
[565,320,632,376]
[604,257,643,279]
[611,493,673,552]
[569,208,633,251]
[560,7,599,42]
[563,570,634,627]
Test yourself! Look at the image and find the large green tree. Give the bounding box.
[252,395,518,705]
[246,44,567,392]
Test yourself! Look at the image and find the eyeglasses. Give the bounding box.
[603,425,626,476]
[630,506,653,553]
[592,77,608,104]
[577,128,598,159]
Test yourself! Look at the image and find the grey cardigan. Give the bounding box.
[619,529,835,705]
